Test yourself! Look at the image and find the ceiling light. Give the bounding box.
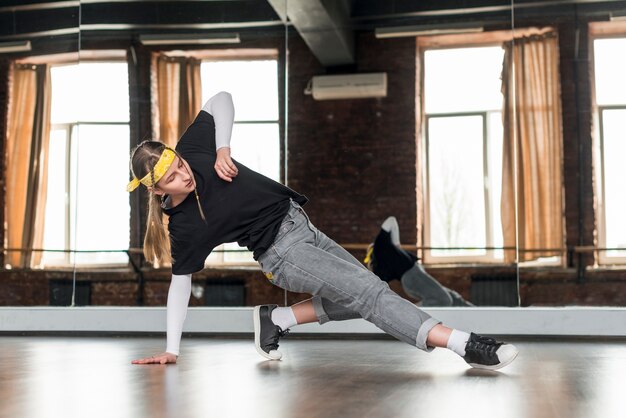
[138,33,240,46]
[0,40,32,53]
[375,25,484,39]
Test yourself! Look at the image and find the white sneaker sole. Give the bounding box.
[253,305,282,361]
[468,344,519,371]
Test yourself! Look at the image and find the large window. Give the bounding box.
[423,46,504,263]
[593,37,626,264]
[200,59,280,265]
[41,62,130,267]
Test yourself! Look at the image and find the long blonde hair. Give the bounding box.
[129,140,198,267]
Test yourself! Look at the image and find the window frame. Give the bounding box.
[595,104,626,265]
[420,43,506,265]
[589,25,626,266]
[40,58,130,269]
[423,110,503,264]
[199,57,281,267]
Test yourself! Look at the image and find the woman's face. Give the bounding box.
[152,155,195,196]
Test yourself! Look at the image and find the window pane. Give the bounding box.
[488,112,504,259]
[41,128,68,266]
[231,123,280,181]
[51,65,80,124]
[428,115,486,257]
[51,63,129,123]
[72,124,130,264]
[222,123,280,262]
[201,60,280,265]
[601,109,626,258]
[424,47,505,114]
[205,249,222,265]
[201,60,278,121]
[77,63,130,122]
[594,39,626,106]
[223,242,254,263]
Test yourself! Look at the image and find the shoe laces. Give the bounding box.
[267,327,290,351]
[467,335,501,353]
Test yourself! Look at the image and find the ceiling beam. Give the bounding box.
[268,0,354,67]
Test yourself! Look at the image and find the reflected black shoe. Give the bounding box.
[463,333,519,370]
[253,304,290,360]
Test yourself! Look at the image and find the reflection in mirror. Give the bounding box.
[280,0,516,308]
[511,1,626,308]
[1,1,80,306]
[74,0,287,308]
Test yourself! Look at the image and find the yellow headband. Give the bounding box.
[126,148,176,192]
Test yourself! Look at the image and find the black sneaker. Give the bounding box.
[253,304,290,360]
[463,333,519,370]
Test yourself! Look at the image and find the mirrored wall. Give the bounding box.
[282,0,517,308]
[2,1,626,310]
[510,0,626,308]
[0,0,80,306]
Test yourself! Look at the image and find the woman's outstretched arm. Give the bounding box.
[131,273,192,364]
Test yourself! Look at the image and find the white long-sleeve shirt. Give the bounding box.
[165,273,192,355]
[201,91,234,151]
[165,91,234,356]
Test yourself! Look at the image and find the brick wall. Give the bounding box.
[286,33,419,247]
[555,18,596,268]
[0,60,9,269]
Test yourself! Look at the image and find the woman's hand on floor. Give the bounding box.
[215,147,238,182]
[131,352,178,365]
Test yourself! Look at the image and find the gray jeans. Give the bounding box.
[257,199,441,352]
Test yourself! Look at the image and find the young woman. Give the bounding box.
[129,92,519,371]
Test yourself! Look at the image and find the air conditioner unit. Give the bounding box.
[305,72,387,100]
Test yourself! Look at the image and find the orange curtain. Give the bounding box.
[30,66,52,267]
[501,33,564,263]
[150,54,202,268]
[153,54,202,147]
[5,63,52,268]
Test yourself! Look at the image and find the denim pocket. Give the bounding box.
[258,243,284,284]
[258,256,279,284]
[293,206,319,244]
[273,218,296,246]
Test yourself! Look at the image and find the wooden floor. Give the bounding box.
[1,335,625,418]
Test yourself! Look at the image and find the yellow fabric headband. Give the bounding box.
[126,148,176,192]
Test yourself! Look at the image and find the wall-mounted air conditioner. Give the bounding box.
[304,72,387,100]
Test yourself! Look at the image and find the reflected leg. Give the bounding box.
[400,264,454,306]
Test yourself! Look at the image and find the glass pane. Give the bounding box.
[424,47,505,114]
[201,60,279,121]
[205,250,222,265]
[77,63,130,122]
[488,112,504,260]
[72,124,130,265]
[41,128,69,266]
[201,59,281,266]
[231,123,280,181]
[223,242,255,264]
[51,63,129,123]
[594,39,626,106]
[222,122,281,263]
[428,115,486,257]
[601,109,626,259]
[51,65,80,124]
